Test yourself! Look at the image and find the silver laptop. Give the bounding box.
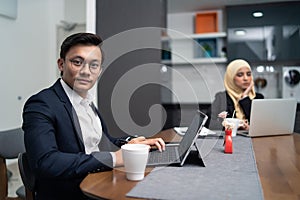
[147,110,208,166]
[238,98,297,137]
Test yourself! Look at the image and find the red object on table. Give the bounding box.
[224,129,233,154]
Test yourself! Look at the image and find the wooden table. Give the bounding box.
[252,133,300,200]
[80,132,300,200]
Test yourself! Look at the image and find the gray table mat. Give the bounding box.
[127,136,264,200]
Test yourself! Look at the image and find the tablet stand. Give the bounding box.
[184,142,205,167]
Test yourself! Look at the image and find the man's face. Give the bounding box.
[58,44,102,97]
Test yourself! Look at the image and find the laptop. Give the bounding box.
[238,98,297,137]
[147,110,208,166]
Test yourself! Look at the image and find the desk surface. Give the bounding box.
[252,133,300,200]
[80,131,300,200]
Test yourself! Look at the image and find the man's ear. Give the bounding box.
[57,58,64,72]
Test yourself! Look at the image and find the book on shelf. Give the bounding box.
[161,40,172,61]
[194,38,217,58]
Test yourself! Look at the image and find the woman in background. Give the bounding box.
[208,59,264,130]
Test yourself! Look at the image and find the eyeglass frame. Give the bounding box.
[67,57,102,74]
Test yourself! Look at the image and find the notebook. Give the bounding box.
[238,98,297,137]
[147,110,208,167]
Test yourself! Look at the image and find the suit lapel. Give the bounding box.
[52,79,85,151]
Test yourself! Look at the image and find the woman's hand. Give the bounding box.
[242,82,254,98]
[239,120,249,130]
[128,136,165,152]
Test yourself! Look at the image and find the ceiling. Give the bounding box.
[167,0,300,13]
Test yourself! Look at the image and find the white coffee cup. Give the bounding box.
[224,118,242,137]
[121,144,149,181]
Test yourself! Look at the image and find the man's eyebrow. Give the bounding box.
[90,59,101,62]
[69,56,84,60]
[69,56,100,62]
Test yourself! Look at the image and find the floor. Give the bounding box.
[7,159,23,197]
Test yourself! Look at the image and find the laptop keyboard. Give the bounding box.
[148,146,180,164]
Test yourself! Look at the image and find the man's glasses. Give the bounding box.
[68,58,101,74]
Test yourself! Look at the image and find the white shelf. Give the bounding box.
[161,11,227,66]
[162,57,227,65]
[161,32,227,41]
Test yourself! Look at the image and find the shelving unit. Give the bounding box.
[162,57,227,65]
[160,10,227,105]
[162,10,227,65]
[162,32,226,40]
[161,32,227,65]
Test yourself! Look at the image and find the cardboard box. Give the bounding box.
[195,12,218,33]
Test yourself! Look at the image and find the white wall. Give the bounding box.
[0,0,86,130]
[65,0,86,23]
[0,0,18,19]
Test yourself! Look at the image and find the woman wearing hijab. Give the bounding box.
[208,59,264,130]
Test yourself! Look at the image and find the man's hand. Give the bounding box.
[128,136,165,152]
[114,149,123,167]
[114,136,166,167]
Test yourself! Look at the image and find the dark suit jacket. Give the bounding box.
[22,79,128,200]
[208,91,264,129]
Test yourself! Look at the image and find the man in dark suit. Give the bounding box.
[22,33,165,200]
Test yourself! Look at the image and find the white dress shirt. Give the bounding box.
[60,79,102,154]
[60,79,116,166]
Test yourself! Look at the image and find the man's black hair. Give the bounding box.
[59,32,103,60]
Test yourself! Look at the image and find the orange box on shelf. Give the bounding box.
[195,12,218,33]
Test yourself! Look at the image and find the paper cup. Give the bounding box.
[224,118,241,137]
[121,144,149,181]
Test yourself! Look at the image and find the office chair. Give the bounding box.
[18,153,35,200]
[0,128,26,200]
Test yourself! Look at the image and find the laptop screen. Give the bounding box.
[178,110,208,161]
[249,98,297,136]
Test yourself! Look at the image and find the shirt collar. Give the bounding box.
[60,79,95,106]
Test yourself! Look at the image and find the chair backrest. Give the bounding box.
[18,152,36,200]
[0,128,25,159]
[0,128,25,200]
